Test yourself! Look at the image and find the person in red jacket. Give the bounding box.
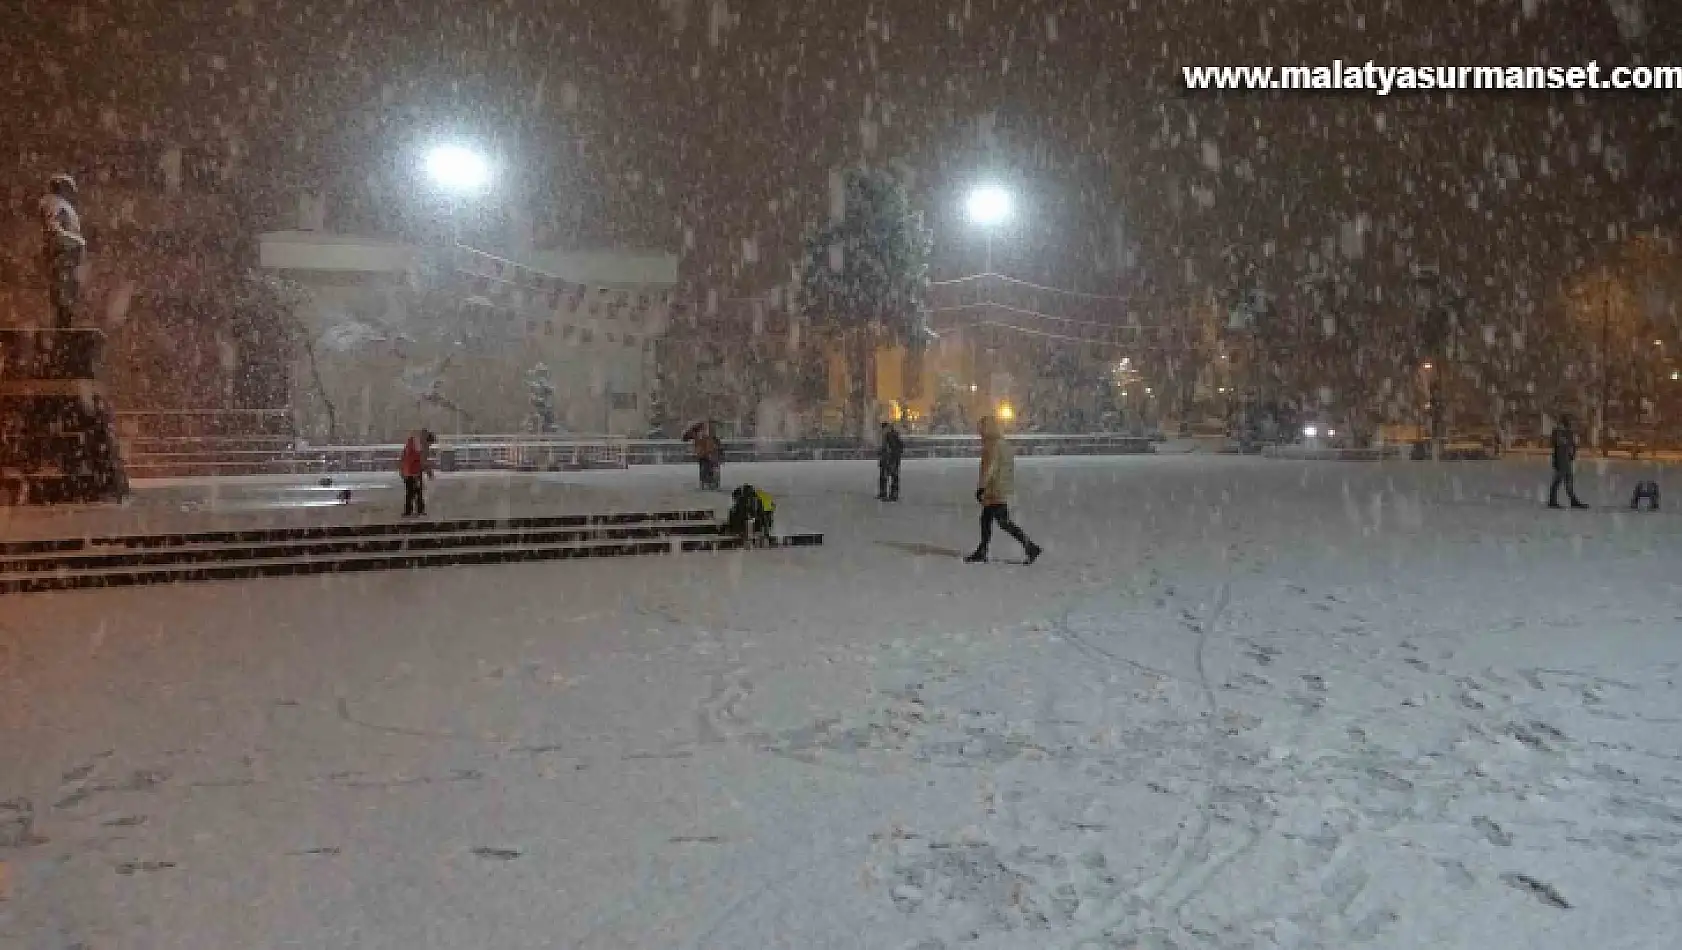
[399,429,437,516]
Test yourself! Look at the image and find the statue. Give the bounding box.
[40,173,86,328]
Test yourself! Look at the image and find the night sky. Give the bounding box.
[2,0,1677,319]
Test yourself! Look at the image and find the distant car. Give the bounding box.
[1299,422,1347,448]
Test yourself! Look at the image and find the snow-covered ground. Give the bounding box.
[3,455,1680,949]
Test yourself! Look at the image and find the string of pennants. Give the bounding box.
[446,245,691,346]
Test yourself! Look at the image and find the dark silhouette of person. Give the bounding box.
[877,421,904,501]
[1548,415,1589,509]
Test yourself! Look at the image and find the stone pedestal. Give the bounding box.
[0,329,127,505]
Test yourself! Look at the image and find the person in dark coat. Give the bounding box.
[877,421,904,501]
[727,484,776,542]
[1548,415,1589,509]
[691,424,722,490]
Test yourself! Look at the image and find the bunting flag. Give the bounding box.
[446,248,685,342]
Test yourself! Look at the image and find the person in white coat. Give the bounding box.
[40,174,86,328]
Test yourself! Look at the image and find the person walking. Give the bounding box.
[1548,414,1589,509]
[40,173,86,328]
[877,420,904,501]
[399,429,437,517]
[692,423,723,490]
[965,416,1041,564]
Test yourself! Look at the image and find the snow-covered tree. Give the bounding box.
[797,167,932,441]
[525,362,557,433]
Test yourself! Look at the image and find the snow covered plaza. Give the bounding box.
[3,454,1680,949]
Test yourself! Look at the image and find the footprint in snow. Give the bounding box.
[1501,873,1570,909]
[1472,816,1514,847]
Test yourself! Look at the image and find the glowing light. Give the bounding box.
[424,144,491,194]
[1421,361,1434,370]
[996,401,1015,422]
[1303,425,1319,438]
[966,186,1012,226]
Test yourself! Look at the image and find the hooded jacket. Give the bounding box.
[399,432,432,478]
[977,417,1015,505]
[1550,424,1577,471]
[879,426,904,467]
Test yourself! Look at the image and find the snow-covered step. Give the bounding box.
[0,520,725,574]
[0,530,825,594]
[0,509,719,556]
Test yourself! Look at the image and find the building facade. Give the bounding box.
[258,229,678,442]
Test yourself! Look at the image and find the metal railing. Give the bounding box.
[118,432,1157,478]
[120,436,631,478]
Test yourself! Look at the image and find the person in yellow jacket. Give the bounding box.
[727,483,776,543]
[966,416,1041,564]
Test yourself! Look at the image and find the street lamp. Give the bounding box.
[422,143,491,254]
[966,185,1011,227]
[424,144,491,194]
[965,185,1012,273]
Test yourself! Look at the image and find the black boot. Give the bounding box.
[964,550,988,563]
[1024,543,1042,565]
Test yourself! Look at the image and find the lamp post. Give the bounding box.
[423,143,492,249]
[961,185,1014,416]
[965,185,1012,274]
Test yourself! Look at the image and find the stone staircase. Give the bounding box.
[0,329,126,505]
[0,509,823,594]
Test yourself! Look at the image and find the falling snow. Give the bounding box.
[0,1,1680,946]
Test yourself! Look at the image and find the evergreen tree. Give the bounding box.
[797,167,933,440]
[525,362,557,433]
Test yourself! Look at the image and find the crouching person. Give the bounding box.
[727,484,776,545]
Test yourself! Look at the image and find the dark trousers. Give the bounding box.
[402,475,426,515]
[1548,467,1582,507]
[977,503,1033,554]
[698,458,720,489]
[878,462,900,500]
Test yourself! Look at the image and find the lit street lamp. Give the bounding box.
[422,144,492,250]
[966,185,1011,227]
[965,185,1012,273]
[424,144,491,195]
